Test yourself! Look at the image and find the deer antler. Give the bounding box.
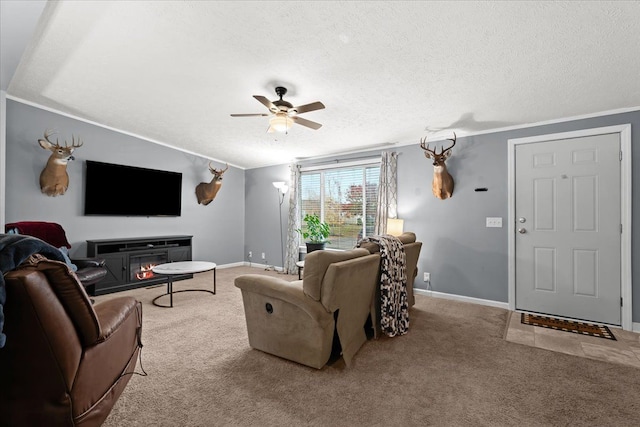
[42,130,60,147]
[420,137,437,158]
[208,162,229,175]
[68,135,83,148]
[440,132,456,154]
[41,130,83,148]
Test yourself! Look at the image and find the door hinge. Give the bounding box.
[620,151,623,161]
[620,223,623,234]
[621,297,623,307]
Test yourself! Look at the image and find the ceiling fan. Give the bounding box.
[230,86,325,132]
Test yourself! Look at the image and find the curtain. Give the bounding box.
[284,163,301,275]
[374,151,398,235]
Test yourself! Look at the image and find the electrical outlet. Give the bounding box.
[486,217,503,228]
[424,272,430,282]
[261,252,266,260]
[248,251,252,258]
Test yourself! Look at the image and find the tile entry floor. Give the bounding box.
[505,311,640,368]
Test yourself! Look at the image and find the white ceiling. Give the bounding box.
[4,1,640,169]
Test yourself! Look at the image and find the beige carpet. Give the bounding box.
[98,267,640,426]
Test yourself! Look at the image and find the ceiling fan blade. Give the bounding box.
[253,95,279,113]
[292,116,322,130]
[230,113,269,117]
[291,101,325,115]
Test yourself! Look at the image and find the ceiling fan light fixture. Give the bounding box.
[269,113,293,133]
[231,86,324,132]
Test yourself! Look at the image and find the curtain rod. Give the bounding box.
[298,150,400,170]
[300,156,383,172]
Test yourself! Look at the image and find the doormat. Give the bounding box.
[521,313,616,340]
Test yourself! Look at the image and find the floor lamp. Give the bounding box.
[272,181,288,273]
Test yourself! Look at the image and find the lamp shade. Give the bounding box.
[272,181,288,195]
[269,113,292,132]
[386,218,404,236]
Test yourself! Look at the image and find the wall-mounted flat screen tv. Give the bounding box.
[84,160,183,216]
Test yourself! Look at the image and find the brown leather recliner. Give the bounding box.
[0,256,142,426]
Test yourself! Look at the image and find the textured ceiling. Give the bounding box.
[7,1,640,169]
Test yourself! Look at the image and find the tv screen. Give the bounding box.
[84,160,182,216]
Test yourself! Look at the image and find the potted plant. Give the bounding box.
[297,213,330,253]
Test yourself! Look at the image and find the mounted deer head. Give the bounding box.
[420,132,456,200]
[38,130,83,196]
[195,162,229,205]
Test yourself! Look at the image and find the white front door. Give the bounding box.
[514,132,621,325]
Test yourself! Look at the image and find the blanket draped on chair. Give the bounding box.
[358,234,409,337]
[5,221,72,248]
[0,234,65,348]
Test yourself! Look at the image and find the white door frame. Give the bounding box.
[508,124,632,330]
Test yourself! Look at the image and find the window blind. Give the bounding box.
[300,161,380,250]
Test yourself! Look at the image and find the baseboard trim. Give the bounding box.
[413,289,510,310]
[219,262,285,271]
[217,262,252,269]
[237,261,284,272]
[413,289,640,332]
[225,266,636,326]
[216,261,278,270]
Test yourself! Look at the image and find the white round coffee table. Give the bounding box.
[152,261,217,308]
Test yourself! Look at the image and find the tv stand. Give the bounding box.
[87,235,193,295]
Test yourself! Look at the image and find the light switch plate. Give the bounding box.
[486,217,503,228]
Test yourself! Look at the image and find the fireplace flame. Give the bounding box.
[136,264,157,280]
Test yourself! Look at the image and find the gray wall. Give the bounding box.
[4,99,639,322]
[5,100,245,264]
[245,111,640,322]
[244,163,291,267]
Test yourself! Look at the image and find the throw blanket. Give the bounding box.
[0,234,65,348]
[5,221,72,248]
[358,234,409,337]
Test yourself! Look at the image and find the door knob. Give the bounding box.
[518,228,527,234]
[519,217,526,223]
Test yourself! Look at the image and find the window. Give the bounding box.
[300,160,380,250]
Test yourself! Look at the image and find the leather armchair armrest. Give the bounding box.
[93,296,140,342]
[73,299,142,416]
[72,257,106,268]
[235,274,331,327]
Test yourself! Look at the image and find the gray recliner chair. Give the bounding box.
[235,248,381,369]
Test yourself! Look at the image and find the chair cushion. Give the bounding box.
[302,248,370,301]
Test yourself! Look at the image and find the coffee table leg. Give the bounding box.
[169,276,174,308]
[153,266,216,308]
